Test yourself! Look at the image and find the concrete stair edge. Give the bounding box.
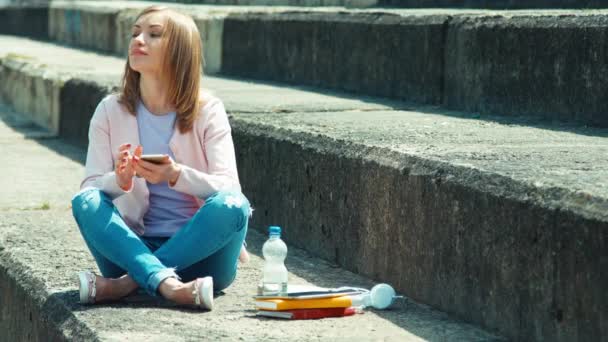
[0,245,99,341]
[1,48,605,222]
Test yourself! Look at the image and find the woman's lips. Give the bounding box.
[131,49,147,56]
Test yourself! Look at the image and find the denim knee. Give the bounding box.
[205,190,251,226]
[71,188,107,224]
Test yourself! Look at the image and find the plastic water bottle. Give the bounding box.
[258,226,288,296]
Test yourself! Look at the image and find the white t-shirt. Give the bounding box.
[136,101,198,237]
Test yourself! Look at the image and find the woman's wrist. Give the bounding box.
[169,163,181,186]
[117,175,132,191]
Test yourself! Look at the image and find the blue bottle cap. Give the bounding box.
[268,226,281,236]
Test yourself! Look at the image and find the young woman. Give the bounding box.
[71,6,250,310]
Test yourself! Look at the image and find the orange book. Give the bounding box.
[257,307,357,320]
[255,295,353,311]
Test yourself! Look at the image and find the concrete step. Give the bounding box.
[0,35,606,342]
[0,106,504,341]
[377,0,608,8]
[7,0,608,8]
[2,1,608,127]
[67,0,608,9]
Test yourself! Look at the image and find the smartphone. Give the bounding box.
[140,154,168,164]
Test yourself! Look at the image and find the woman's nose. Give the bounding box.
[133,32,145,45]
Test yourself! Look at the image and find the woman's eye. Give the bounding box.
[130,31,161,38]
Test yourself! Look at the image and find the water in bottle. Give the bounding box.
[258,226,288,296]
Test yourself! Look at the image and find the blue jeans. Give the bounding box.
[71,188,250,296]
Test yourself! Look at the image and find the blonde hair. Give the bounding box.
[118,6,203,133]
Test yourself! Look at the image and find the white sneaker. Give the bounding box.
[192,276,214,310]
[77,270,97,304]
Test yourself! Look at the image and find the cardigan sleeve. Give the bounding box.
[169,98,241,198]
[80,98,132,199]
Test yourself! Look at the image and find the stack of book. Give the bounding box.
[254,285,364,320]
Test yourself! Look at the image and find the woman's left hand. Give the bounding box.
[133,155,181,185]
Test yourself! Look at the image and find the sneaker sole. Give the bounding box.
[77,271,90,304]
[200,277,214,310]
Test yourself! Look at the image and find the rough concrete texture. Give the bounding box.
[152,0,377,7]
[444,14,608,126]
[379,0,608,9]
[223,9,608,126]
[59,78,115,144]
[17,1,608,126]
[56,0,608,8]
[0,34,606,341]
[47,1,301,72]
[0,35,399,142]
[49,2,122,53]
[231,112,608,342]
[0,6,48,39]
[48,0,360,72]
[232,111,608,217]
[0,106,504,341]
[0,56,66,135]
[222,12,447,105]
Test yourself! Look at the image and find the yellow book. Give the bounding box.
[255,295,353,311]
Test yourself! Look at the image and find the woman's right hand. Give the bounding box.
[116,144,142,190]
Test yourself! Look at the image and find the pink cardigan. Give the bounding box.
[80,93,241,235]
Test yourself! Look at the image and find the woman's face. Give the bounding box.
[129,12,167,75]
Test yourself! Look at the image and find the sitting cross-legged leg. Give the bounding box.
[72,189,250,304]
[152,190,250,302]
[72,188,179,301]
